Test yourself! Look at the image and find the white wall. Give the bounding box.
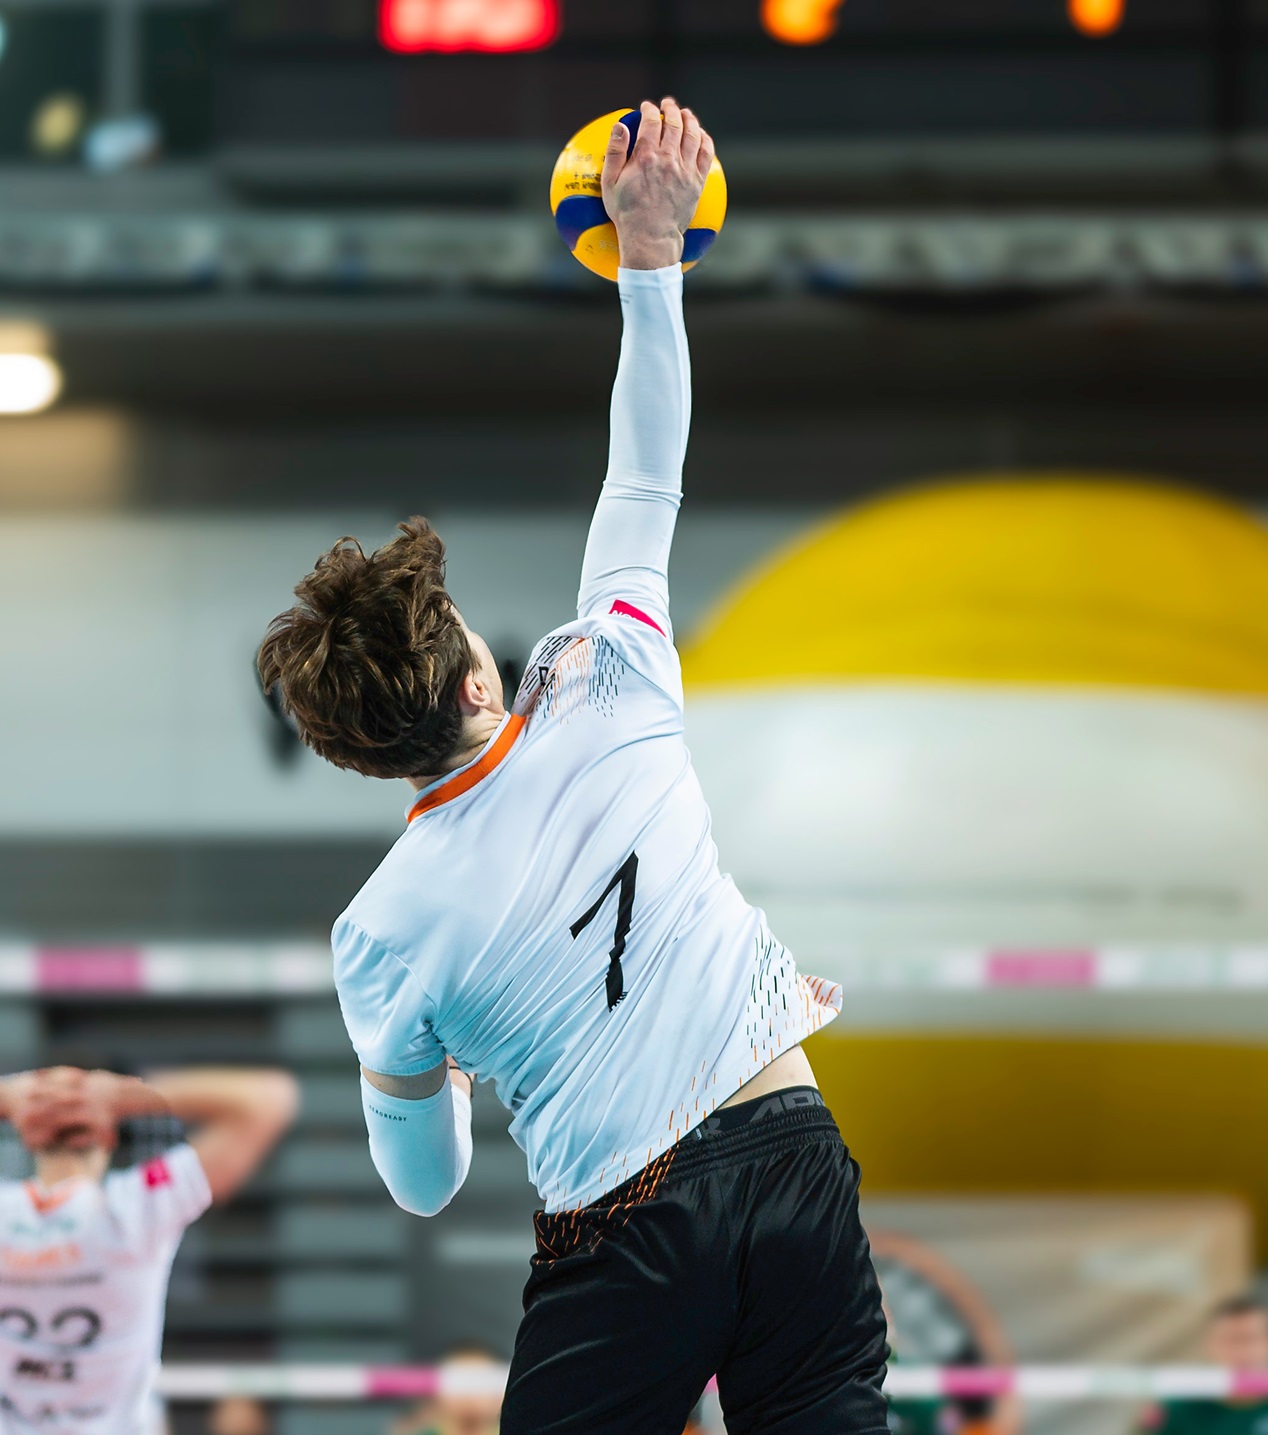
[0,509,811,836]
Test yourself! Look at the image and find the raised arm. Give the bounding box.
[576,98,716,638]
[144,1067,299,1203]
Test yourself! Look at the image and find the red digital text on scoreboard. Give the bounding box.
[379,0,561,54]
[379,1,1124,54]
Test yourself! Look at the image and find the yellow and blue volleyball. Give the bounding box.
[550,108,727,282]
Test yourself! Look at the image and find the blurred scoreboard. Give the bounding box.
[0,0,1266,161]
[218,0,1268,147]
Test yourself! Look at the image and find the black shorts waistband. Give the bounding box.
[651,1087,840,1189]
[575,1089,842,1214]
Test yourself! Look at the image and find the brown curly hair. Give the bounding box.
[257,518,475,780]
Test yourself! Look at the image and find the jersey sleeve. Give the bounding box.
[577,265,690,643]
[107,1142,212,1252]
[333,917,446,1077]
[594,607,684,711]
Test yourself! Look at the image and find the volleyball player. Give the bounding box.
[259,97,889,1433]
[0,1065,298,1434]
[1134,1296,1268,1434]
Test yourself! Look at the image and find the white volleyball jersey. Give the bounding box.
[0,1145,211,1435]
[333,264,842,1213]
[335,602,843,1212]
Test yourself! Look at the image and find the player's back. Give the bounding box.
[0,1146,210,1435]
[336,611,842,1212]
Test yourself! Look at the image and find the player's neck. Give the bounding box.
[408,708,506,792]
[33,1151,103,1187]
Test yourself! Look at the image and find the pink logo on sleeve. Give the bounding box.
[142,1158,173,1190]
[609,599,665,636]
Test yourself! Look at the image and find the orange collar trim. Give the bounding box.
[25,1181,83,1215]
[407,713,527,823]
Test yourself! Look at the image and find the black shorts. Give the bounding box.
[501,1089,890,1435]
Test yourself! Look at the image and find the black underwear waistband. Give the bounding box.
[693,1085,826,1138]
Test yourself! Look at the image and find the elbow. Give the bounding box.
[393,1188,452,1219]
[267,1070,302,1125]
[371,1142,470,1218]
[361,1075,472,1219]
[381,1168,462,1219]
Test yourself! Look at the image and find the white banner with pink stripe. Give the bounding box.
[5,943,1268,995]
[148,1363,1268,1401]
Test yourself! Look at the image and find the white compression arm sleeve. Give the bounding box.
[360,1073,473,1218]
[576,264,691,633]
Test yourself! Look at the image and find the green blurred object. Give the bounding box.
[887,1399,950,1434]
[1140,1400,1268,1433]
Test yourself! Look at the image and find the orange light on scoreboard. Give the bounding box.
[379,0,560,53]
[1068,0,1124,36]
[762,0,845,46]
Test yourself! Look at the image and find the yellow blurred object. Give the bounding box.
[807,1028,1268,1258]
[30,92,86,156]
[682,476,1268,696]
[762,0,845,45]
[1069,0,1125,37]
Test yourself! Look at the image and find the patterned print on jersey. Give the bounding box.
[513,633,577,713]
[531,1145,679,1265]
[659,928,843,1154]
[515,633,627,725]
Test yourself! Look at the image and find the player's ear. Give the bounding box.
[455,668,489,716]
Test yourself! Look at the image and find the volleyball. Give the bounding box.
[550,108,728,282]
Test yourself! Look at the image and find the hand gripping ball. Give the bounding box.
[550,108,727,282]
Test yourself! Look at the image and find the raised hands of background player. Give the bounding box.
[4,1067,114,1151]
[602,97,715,272]
[4,1067,169,1152]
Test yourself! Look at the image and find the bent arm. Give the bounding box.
[146,1068,300,1204]
[576,264,690,636]
[1,1066,252,1159]
[361,1063,473,1218]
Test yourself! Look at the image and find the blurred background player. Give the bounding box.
[1134,1296,1268,1434]
[384,1348,704,1435]
[205,1397,271,1435]
[0,1066,298,1435]
[386,1346,503,1435]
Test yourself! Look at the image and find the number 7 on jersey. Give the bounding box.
[570,852,638,1011]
